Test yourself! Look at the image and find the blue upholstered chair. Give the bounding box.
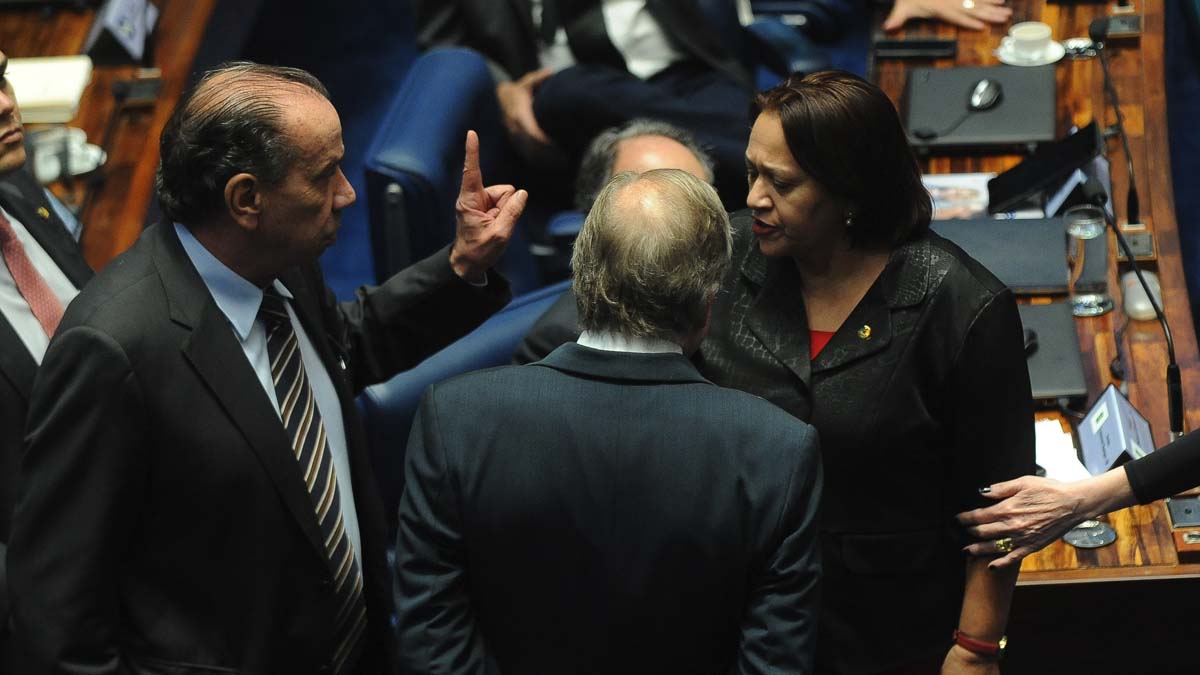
[359,279,572,532]
[362,47,543,295]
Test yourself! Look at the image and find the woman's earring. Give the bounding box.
[844,212,855,228]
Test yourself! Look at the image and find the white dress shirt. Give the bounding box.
[577,329,684,354]
[0,205,80,364]
[532,0,685,79]
[174,223,363,567]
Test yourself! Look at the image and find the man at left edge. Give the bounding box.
[7,62,525,675]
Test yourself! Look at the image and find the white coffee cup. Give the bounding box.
[1005,21,1053,61]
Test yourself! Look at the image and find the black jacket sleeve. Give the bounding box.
[394,390,496,675]
[326,244,511,393]
[947,289,1037,514]
[736,425,823,675]
[1124,430,1200,504]
[9,326,148,675]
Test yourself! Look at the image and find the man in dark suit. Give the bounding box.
[0,48,93,673]
[396,168,823,674]
[8,62,525,675]
[414,0,754,204]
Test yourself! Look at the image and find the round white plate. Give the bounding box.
[995,38,1066,66]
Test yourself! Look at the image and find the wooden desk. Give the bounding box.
[0,0,216,270]
[876,2,1198,670]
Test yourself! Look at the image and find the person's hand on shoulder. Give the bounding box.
[956,475,1092,569]
[884,0,1012,32]
[451,130,528,284]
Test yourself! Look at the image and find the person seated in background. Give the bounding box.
[414,0,840,208]
[395,168,823,675]
[7,61,522,674]
[884,0,1012,32]
[0,47,94,674]
[512,117,713,364]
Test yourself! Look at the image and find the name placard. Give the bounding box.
[84,0,160,65]
[1078,383,1154,475]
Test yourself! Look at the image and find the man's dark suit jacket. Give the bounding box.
[396,343,823,674]
[7,222,509,674]
[0,170,92,671]
[414,0,751,88]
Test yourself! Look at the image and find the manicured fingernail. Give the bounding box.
[978,486,992,494]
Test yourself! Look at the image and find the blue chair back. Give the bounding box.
[364,47,504,275]
[364,48,540,292]
[359,279,572,531]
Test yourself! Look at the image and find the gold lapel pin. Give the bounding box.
[857,325,872,340]
[36,206,50,219]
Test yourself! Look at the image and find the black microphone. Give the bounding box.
[1090,16,1141,227]
[1083,178,1184,440]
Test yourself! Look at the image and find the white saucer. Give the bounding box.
[33,143,107,184]
[995,38,1066,66]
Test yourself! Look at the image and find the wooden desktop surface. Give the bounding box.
[874,0,1200,581]
[0,1,216,271]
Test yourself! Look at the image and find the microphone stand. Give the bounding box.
[1089,18,1184,441]
[1099,201,1184,441]
[1091,19,1140,226]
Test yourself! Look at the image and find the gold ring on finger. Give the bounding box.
[994,537,1014,553]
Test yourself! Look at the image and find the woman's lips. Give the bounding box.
[751,218,780,236]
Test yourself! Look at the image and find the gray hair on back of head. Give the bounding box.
[572,168,732,341]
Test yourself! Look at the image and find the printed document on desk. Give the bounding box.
[1035,419,1091,483]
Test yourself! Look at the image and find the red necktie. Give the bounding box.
[0,208,65,337]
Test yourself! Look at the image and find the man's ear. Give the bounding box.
[225,173,261,232]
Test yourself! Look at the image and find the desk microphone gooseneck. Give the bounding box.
[1085,177,1183,442]
[1087,18,1181,441]
[1089,17,1140,227]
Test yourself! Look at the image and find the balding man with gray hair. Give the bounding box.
[513,118,715,364]
[8,61,523,674]
[396,169,824,675]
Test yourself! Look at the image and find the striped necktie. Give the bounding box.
[259,288,366,674]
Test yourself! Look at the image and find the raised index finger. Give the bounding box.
[461,130,484,195]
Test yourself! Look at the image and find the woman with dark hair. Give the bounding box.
[698,71,1036,674]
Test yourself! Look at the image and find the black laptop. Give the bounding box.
[931,218,1107,294]
[905,65,1057,151]
[1017,302,1089,407]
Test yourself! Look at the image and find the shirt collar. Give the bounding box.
[173,222,294,340]
[576,330,683,355]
